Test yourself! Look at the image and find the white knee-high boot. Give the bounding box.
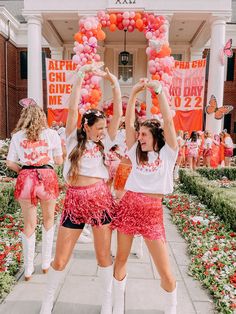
[40,267,64,314]
[98,265,113,314]
[113,275,127,314]
[21,232,35,281]
[42,225,55,273]
[163,285,177,314]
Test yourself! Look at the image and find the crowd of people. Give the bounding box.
[5,61,235,314]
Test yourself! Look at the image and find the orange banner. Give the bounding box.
[173,110,203,133]
[170,59,206,111]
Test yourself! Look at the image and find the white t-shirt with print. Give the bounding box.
[203,138,213,149]
[7,128,62,166]
[63,129,114,182]
[125,142,178,195]
[225,137,233,148]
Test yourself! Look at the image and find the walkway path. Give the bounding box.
[0,207,215,314]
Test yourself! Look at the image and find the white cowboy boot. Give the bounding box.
[21,232,35,281]
[98,265,113,314]
[42,225,55,273]
[40,267,64,314]
[163,284,177,314]
[113,275,127,314]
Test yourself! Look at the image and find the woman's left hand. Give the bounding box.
[146,79,162,91]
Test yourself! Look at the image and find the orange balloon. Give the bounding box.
[110,13,117,24]
[140,102,146,110]
[97,29,106,41]
[135,12,142,20]
[152,74,160,80]
[157,44,171,57]
[74,32,82,43]
[135,19,143,29]
[151,106,159,114]
[109,24,117,32]
[91,89,100,100]
[152,97,159,107]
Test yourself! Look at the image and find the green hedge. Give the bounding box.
[197,167,236,181]
[179,169,236,230]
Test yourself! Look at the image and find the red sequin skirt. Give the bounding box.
[112,191,166,241]
[224,148,233,157]
[113,163,132,190]
[60,180,115,227]
[15,169,59,206]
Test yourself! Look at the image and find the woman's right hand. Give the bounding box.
[131,78,148,96]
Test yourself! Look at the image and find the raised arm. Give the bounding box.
[146,80,178,150]
[97,68,122,140]
[125,79,147,149]
[66,62,104,137]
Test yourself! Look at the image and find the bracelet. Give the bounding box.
[154,84,162,95]
[77,71,85,78]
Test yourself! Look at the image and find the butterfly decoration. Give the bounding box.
[205,95,233,120]
[220,38,233,65]
[19,98,37,108]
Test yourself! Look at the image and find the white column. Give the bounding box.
[27,15,43,106]
[206,19,226,133]
[190,47,203,61]
[50,47,64,60]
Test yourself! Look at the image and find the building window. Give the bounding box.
[226,53,235,81]
[223,113,231,133]
[118,53,133,84]
[171,54,182,61]
[20,51,47,80]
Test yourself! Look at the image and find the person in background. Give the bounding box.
[174,130,184,180]
[203,131,213,167]
[186,131,199,171]
[222,130,234,166]
[6,102,63,281]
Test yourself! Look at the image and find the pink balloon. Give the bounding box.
[94,54,101,61]
[146,32,153,40]
[81,88,89,96]
[149,66,156,74]
[72,55,80,64]
[146,47,151,55]
[89,37,97,44]
[91,76,100,85]
[122,19,129,27]
[123,11,130,19]
[82,57,87,63]
[127,25,134,32]
[98,10,105,18]
[84,45,90,52]
[130,11,135,18]
[84,21,92,30]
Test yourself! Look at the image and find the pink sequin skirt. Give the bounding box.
[15,169,59,206]
[112,191,166,241]
[60,180,115,227]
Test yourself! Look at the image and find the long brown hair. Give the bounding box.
[136,119,165,164]
[13,105,47,141]
[68,109,106,183]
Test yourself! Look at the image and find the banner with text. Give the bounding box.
[170,59,206,132]
[46,58,77,126]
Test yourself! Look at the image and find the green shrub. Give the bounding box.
[197,167,236,180]
[0,183,19,216]
[179,169,236,230]
[0,273,15,300]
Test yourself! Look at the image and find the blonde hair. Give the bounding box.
[13,105,48,141]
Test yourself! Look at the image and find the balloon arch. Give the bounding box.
[72,11,174,119]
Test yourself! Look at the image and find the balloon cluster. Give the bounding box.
[73,11,174,115]
[103,99,146,121]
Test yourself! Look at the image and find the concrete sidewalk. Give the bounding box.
[0,207,215,314]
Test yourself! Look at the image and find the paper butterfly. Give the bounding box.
[19,98,37,108]
[205,95,233,119]
[220,39,233,65]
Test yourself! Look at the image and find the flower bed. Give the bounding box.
[164,193,236,313]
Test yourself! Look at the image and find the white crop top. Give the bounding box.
[63,128,114,182]
[125,142,178,195]
[203,138,213,149]
[7,129,62,166]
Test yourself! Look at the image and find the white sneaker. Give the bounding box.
[78,234,93,243]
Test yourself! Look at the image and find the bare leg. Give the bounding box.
[144,238,176,292]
